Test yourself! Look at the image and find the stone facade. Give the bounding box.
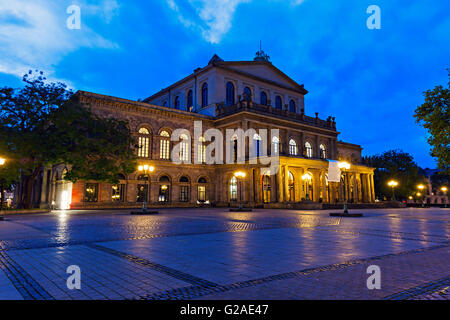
[39,54,375,209]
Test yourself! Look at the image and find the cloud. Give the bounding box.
[0,0,118,83]
[166,0,250,44]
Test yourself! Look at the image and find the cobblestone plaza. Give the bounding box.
[0,208,448,300]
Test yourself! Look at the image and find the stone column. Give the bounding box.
[313,171,320,202]
[353,173,358,203]
[277,166,284,202]
[249,169,254,204]
[284,165,290,202]
[370,173,376,202]
[271,173,277,203]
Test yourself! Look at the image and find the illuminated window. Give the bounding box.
[180,134,190,162]
[253,133,261,157]
[305,142,313,158]
[84,183,98,202]
[320,144,327,159]
[288,171,295,201]
[272,136,280,155]
[289,139,297,156]
[160,130,170,160]
[112,184,125,202]
[198,137,206,163]
[137,184,148,202]
[230,177,238,201]
[138,128,150,158]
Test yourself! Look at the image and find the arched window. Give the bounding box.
[159,176,170,203]
[179,176,190,202]
[160,130,170,160]
[260,91,268,105]
[201,83,208,108]
[230,176,238,201]
[253,133,262,158]
[174,96,180,109]
[198,177,207,202]
[179,134,190,162]
[187,90,193,112]
[243,87,252,102]
[275,96,282,109]
[226,82,235,106]
[289,99,296,113]
[138,127,150,158]
[289,139,297,156]
[231,135,238,162]
[117,173,126,180]
[272,136,280,155]
[179,176,189,183]
[262,173,271,203]
[305,142,313,158]
[288,171,295,202]
[198,137,206,163]
[320,144,327,159]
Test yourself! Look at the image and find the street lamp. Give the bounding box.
[417,184,425,207]
[0,158,5,218]
[138,164,155,213]
[338,161,351,214]
[302,172,312,201]
[387,180,399,201]
[234,171,246,210]
[441,186,448,208]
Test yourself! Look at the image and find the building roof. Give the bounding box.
[143,54,308,102]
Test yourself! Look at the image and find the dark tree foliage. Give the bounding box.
[429,171,449,193]
[366,150,427,201]
[0,71,136,208]
[414,69,450,174]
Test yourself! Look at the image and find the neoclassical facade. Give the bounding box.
[38,53,375,209]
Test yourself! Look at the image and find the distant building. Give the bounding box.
[37,53,375,209]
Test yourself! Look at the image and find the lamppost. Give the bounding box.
[302,172,312,201]
[0,158,5,219]
[387,180,399,201]
[441,186,448,208]
[417,184,425,207]
[138,164,154,213]
[234,171,246,210]
[338,161,351,214]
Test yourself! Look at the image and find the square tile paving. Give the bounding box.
[0,208,448,300]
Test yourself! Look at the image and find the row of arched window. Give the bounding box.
[138,128,327,161]
[164,81,301,113]
[226,82,299,112]
[163,83,209,111]
[86,175,210,204]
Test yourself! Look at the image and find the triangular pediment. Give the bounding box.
[222,62,304,91]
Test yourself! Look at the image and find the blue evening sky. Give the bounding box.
[0,0,449,168]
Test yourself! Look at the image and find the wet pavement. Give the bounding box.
[0,208,448,300]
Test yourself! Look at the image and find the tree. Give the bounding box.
[366,150,427,201]
[0,71,136,209]
[414,69,450,174]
